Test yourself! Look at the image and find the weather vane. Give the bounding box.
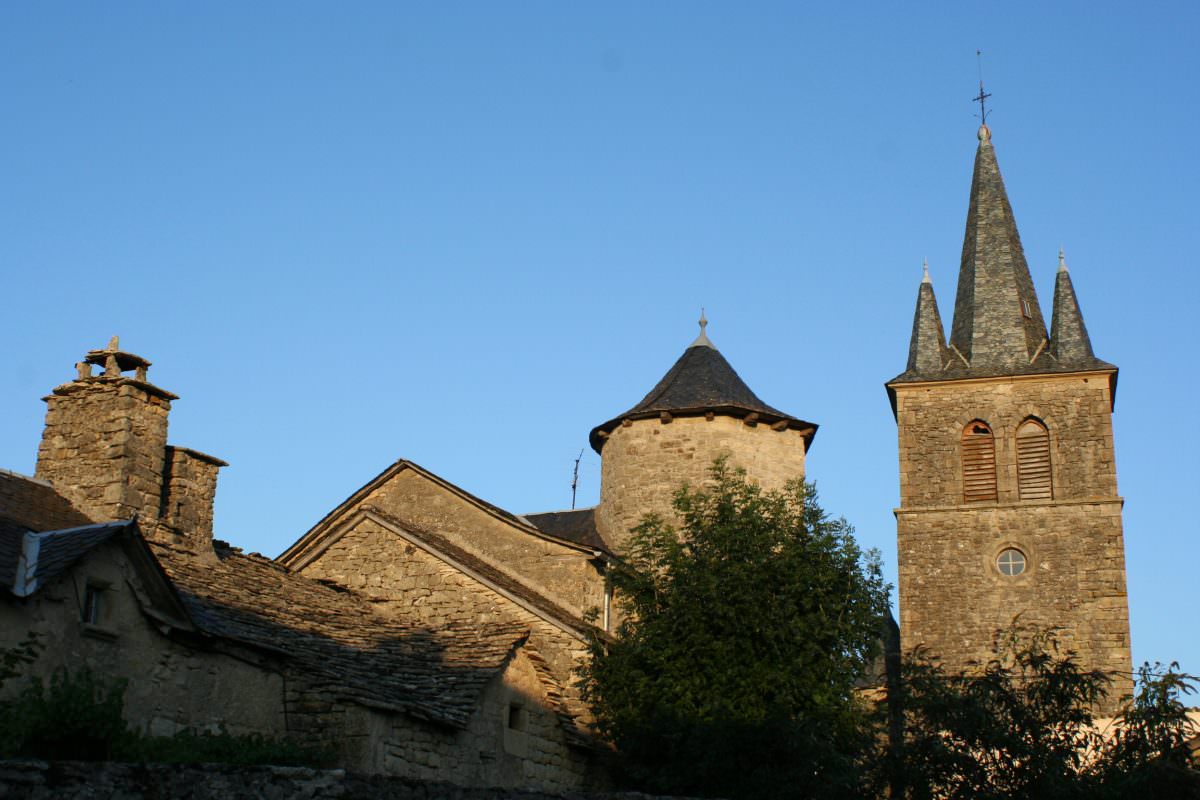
[973,49,992,125]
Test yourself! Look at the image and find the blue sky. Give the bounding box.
[3,3,1197,678]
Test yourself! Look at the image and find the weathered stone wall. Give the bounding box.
[895,373,1118,507]
[0,541,287,737]
[35,379,171,524]
[893,372,1131,711]
[297,517,592,729]
[346,468,606,619]
[595,414,807,553]
[349,647,594,791]
[0,760,688,800]
[161,447,223,546]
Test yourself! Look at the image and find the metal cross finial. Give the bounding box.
[973,50,992,126]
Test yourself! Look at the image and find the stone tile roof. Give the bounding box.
[0,518,133,597]
[32,521,133,592]
[0,469,92,532]
[522,508,609,553]
[590,342,816,453]
[888,128,1116,395]
[150,539,540,730]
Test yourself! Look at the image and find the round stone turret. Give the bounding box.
[590,318,816,553]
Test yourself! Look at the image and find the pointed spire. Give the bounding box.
[906,261,949,375]
[947,126,1050,373]
[690,308,714,349]
[1049,248,1096,364]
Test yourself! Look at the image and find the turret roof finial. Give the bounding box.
[691,308,714,348]
[1058,247,1068,273]
[922,258,931,284]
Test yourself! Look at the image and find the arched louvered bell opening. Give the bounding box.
[962,421,997,503]
[1017,418,1053,500]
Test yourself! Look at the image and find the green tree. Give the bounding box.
[881,624,1200,800]
[580,459,890,800]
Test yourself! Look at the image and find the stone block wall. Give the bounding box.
[894,373,1117,508]
[0,540,287,737]
[35,379,171,524]
[298,516,592,727]
[353,468,605,619]
[161,446,224,545]
[595,414,807,553]
[893,372,1131,712]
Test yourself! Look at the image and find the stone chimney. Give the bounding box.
[161,446,227,548]
[36,338,178,524]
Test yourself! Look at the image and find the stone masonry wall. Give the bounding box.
[596,414,807,553]
[894,373,1131,711]
[353,468,605,620]
[35,380,171,524]
[161,447,222,546]
[0,541,287,737]
[299,517,592,726]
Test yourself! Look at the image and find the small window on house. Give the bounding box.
[996,548,1027,576]
[507,703,527,731]
[962,421,998,503]
[83,584,104,625]
[1016,418,1053,500]
[1021,299,1032,319]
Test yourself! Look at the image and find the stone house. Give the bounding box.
[0,119,1137,783]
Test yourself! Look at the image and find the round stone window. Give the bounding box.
[996,548,1027,576]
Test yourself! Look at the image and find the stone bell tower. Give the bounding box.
[591,315,817,553]
[886,124,1132,710]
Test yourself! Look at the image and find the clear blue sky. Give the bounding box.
[3,3,1197,678]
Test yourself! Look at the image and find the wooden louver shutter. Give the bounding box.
[962,422,997,503]
[1017,420,1053,500]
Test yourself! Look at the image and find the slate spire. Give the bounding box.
[947,125,1049,373]
[1049,248,1096,364]
[906,259,949,375]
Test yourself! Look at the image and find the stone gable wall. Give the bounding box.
[297,517,592,717]
[596,414,807,553]
[893,373,1131,712]
[347,469,605,618]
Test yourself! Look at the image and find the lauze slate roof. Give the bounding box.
[522,507,607,553]
[150,539,579,732]
[890,127,1116,392]
[589,338,816,452]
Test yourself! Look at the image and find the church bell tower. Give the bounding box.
[886,123,1132,711]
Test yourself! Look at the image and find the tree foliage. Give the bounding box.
[880,624,1200,800]
[579,459,890,799]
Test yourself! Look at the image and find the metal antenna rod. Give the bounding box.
[973,49,992,125]
[570,448,583,510]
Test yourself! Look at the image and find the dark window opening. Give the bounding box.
[83,585,103,625]
[507,703,527,731]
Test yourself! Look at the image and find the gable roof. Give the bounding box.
[589,340,817,453]
[279,459,602,569]
[151,539,542,730]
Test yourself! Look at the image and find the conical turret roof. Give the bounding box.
[589,321,816,453]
